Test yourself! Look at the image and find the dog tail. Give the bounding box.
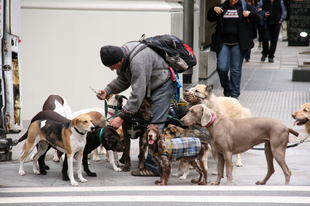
[289,128,299,137]
[17,131,28,143]
[201,141,211,151]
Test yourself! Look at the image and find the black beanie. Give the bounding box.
[100,45,123,67]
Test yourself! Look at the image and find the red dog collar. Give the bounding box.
[205,114,217,128]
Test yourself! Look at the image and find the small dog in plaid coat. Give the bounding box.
[142,124,209,185]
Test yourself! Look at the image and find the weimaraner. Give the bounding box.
[181,104,299,185]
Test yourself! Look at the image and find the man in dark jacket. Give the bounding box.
[208,0,261,98]
[257,0,287,62]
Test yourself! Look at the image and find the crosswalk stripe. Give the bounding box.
[1,185,310,193]
[1,195,310,204]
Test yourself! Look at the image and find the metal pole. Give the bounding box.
[182,0,194,83]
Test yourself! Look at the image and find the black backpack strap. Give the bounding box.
[128,43,148,62]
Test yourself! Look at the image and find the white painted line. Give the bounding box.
[1,186,310,193]
[1,195,310,204]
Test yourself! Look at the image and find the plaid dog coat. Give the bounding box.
[153,137,202,161]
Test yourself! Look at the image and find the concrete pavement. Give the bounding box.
[1,38,310,187]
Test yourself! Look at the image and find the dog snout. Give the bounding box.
[291,113,296,119]
[90,126,95,132]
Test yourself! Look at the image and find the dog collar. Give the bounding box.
[74,127,86,135]
[152,139,172,159]
[99,128,104,143]
[205,114,217,128]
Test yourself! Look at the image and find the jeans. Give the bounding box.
[262,23,281,58]
[144,78,175,172]
[217,44,247,97]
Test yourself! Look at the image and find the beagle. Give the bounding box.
[19,114,93,186]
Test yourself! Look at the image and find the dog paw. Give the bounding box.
[236,162,243,167]
[198,181,207,185]
[33,170,40,175]
[63,175,70,181]
[172,172,181,177]
[71,180,79,186]
[179,175,187,180]
[114,167,122,172]
[86,172,97,177]
[255,181,266,185]
[212,171,217,175]
[191,179,199,184]
[39,169,47,175]
[122,167,130,172]
[117,162,125,167]
[19,171,25,176]
[79,178,87,183]
[53,156,60,162]
[209,181,220,185]
[92,155,101,162]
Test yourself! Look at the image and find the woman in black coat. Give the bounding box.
[208,0,261,98]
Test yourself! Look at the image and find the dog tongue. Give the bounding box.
[148,140,154,145]
[293,120,300,126]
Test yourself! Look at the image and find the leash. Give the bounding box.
[93,95,129,128]
[251,134,310,150]
[93,116,113,128]
[104,95,128,119]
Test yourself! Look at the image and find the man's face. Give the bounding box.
[109,59,123,71]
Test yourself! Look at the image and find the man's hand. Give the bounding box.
[108,116,124,130]
[243,11,250,17]
[96,90,107,100]
[214,6,223,15]
[264,11,270,18]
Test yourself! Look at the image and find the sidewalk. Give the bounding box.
[1,38,310,187]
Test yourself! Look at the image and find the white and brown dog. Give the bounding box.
[19,114,94,186]
[30,94,73,162]
[105,94,125,172]
[67,108,106,162]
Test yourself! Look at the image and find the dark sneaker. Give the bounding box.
[131,168,160,176]
[261,56,266,62]
[268,57,274,63]
[223,88,230,97]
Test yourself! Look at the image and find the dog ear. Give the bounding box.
[170,126,177,133]
[199,80,205,85]
[206,84,214,95]
[201,105,213,127]
[157,131,166,153]
[141,128,149,151]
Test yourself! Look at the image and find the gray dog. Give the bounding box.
[181,104,299,186]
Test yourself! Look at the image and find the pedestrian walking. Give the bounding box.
[257,0,287,63]
[245,0,259,62]
[208,0,261,98]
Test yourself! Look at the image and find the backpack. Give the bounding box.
[129,34,197,73]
